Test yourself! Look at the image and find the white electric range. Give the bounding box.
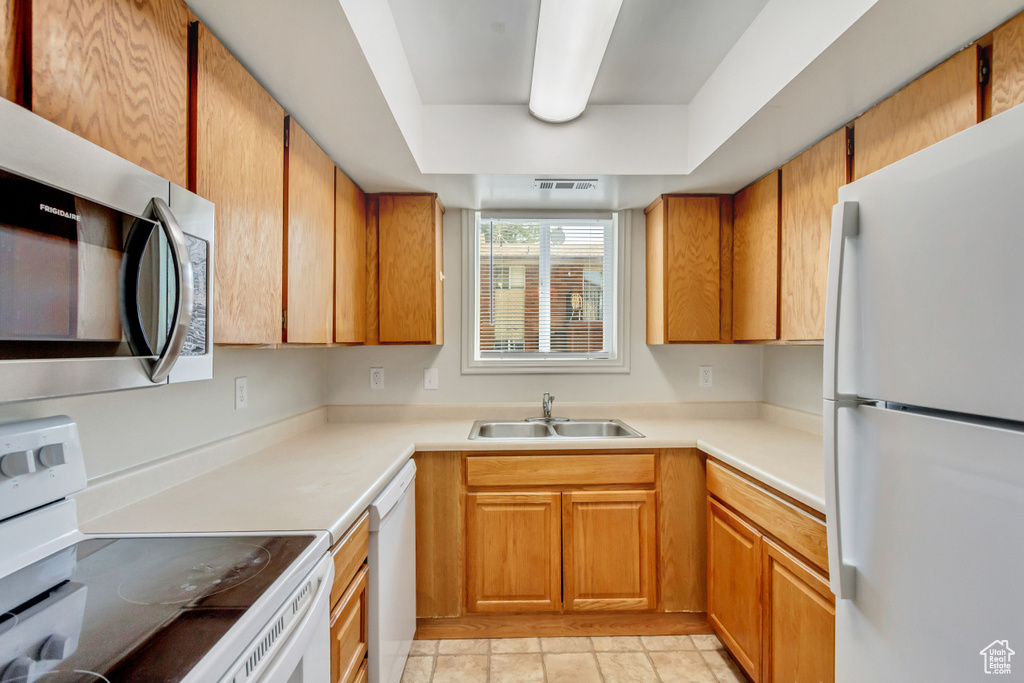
[0,416,333,683]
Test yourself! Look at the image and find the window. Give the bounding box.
[463,211,629,373]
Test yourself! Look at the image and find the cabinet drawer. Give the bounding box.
[330,564,368,683]
[707,461,827,572]
[331,513,369,609]
[466,454,655,488]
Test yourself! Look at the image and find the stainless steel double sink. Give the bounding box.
[468,419,644,440]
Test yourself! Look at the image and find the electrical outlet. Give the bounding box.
[370,367,385,390]
[699,365,713,388]
[235,377,248,409]
[424,368,439,390]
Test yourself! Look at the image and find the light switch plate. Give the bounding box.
[424,368,439,390]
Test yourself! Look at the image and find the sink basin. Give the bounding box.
[474,421,553,439]
[469,419,643,440]
[550,420,640,438]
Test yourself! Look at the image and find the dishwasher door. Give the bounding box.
[368,460,417,683]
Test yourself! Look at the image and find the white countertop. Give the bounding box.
[80,410,824,544]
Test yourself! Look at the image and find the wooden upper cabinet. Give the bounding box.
[646,195,726,343]
[335,169,366,344]
[284,117,335,344]
[377,194,444,344]
[993,10,1024,116]
[1,0,19,103]
[708,497,763,682]
[562,490,657,612]
[762,538,835,683]
[854,46,981,180]
[32,0,189,184]
[733,172,780,342]
[781,129,850,341]
[466,492,562,613]
[194,24,285,345]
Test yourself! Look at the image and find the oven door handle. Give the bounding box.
[122,198,194,383]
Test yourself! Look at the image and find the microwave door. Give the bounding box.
[121,198,193,383]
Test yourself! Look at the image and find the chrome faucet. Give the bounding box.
[542,392,554,420]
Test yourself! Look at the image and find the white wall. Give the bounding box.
[0,347,326,480]
[326,209,764,405]
[762,345,824,414]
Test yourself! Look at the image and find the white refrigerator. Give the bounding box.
[825,102,1024,680]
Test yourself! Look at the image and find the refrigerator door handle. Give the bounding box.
[824,397,861,600]
[824,201,859,400]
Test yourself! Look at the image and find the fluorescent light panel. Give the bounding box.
[529,0,623,123]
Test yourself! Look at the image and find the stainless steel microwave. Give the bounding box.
[0,98,214,403]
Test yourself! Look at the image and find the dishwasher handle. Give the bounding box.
[369,460,417,531]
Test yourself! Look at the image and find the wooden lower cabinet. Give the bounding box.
[466,492,562,612]
[563,490,657,611]
[418,450,707,634]
[708,497,763,681]
[329,514,370,683]
[707,460,835,683]
[762,539,835,683]
[330,565,368,683]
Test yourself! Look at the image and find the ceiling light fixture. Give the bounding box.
[528,0,623,124]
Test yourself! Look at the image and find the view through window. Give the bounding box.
[471,214,620,368]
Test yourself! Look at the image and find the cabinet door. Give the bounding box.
[32,0,189,184]
[665,196,721,342]
[993,11,1024,116]
[194,24,285,344]
[733,171,780,342]
[708,497,762,682]
[335,168,366,343]
[330,564,368,683]
[1,0,18,102]
[378,194,443,344]
[781,129,848,341]
[562,490,657,611]
[284,117,335,344]
[466,492,561,612]
[762,539,835,683]
[853,46,980,180]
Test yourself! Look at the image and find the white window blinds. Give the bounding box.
[474,214,616,362]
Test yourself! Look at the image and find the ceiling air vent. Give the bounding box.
[534,179,599,191]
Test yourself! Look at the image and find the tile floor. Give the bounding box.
[401,633,749,683]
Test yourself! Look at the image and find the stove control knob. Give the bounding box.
[37,443,67,469]
[0,451,35,478]
[1,657,34,682]
[39,634,71,661]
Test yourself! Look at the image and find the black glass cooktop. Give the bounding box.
[0,534,314,682]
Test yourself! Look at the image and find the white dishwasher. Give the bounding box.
[368,460,417,683]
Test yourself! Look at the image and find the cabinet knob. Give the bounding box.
[39,634,71,661]
[37,443,67,469]
[0,451,35,478]
[1,658,34,683]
